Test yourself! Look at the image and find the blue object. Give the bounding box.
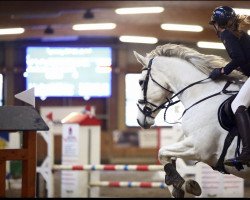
[0,131,9,141]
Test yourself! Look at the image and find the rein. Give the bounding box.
[137,58,239,124]
[166,79,239,124]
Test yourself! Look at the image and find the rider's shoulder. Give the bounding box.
[221,29,232,36]
[220,29,238,40]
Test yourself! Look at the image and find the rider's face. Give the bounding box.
[214,23,224,31]
[212,22,224,37]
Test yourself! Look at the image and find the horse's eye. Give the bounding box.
[139,80,144,86]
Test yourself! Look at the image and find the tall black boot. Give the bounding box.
[224,105,250,166]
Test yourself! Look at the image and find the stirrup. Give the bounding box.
[224,158,241,166]
[233,153,250,167]
[224,158,246,170]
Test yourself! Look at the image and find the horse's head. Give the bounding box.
[134,51,174,129]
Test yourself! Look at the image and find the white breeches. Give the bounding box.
[231,77,250,113]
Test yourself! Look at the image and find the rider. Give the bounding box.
[209,6,250,166]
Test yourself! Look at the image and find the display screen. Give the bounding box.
[25,47,112,98]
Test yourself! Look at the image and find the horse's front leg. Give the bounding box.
[164,158,185,198]
[158,138,202,198]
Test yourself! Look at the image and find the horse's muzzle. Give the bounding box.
[137,118,151,129]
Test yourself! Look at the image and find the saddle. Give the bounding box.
[218,94,250,131]
[215,94,250,173]
[218,94,237,131]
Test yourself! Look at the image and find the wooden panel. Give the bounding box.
[36,134,47,163]
[111,146,158,158]
[0,149,28,160]
[21,131,36,197]
[0,160,6,197]
[54,135,62,164]
[100,132,113,162]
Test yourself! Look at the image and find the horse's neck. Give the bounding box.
[155,57,224,107]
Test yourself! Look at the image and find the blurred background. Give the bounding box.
[0,0,250,198]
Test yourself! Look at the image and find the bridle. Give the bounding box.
[137,58,239,125]
[137,58,174,120]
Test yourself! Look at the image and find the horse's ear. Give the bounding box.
[133,51,148,67]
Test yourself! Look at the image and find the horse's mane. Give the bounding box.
[146,43,247,80]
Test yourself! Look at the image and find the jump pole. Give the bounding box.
[90,181,167,189]
[53,164,163,171]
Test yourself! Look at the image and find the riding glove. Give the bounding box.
[209,68,222,80]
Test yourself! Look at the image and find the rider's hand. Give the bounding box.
[209,68,222,80]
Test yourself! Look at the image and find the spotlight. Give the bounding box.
[44,25,54,34]
[83,9,94,19]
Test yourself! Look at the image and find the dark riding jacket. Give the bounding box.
[220,29,250,77]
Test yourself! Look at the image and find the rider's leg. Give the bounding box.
[231,77,250,114]
[224,77,250,166]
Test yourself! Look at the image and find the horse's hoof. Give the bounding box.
[172,187,185,198]
[165,174,185,188]
[173,175,185,189]
[164,163,185,188]
[165,175,172,185]
[185,179,202,196]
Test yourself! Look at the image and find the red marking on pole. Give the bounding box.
[109,182,120,187]
[72,165,84,170]
[136,165,148,171]
[140,182,152,188]
[104,165,116,170]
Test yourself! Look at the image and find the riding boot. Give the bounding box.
[224,105,250,166]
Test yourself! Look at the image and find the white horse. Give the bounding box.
[134,43,250,198]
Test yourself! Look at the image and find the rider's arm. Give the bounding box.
[220,30,247,75]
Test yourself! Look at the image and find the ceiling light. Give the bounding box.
[72,23,116,30]
[248,30,250,35]
[233,8,250,15]
[119,35,158,44]
[197,41,225,49]
[161,24,203,32]
[0,27,24,35]
[115,7,164,14]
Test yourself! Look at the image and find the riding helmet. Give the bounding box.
[209,6,236,27]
